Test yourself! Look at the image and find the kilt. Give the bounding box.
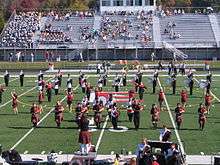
[78,131,91,144]
[12,102,18,108]
[67,100,72,105]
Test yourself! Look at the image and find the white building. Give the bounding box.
[100,0,156,13]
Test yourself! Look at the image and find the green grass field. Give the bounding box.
[0,72,220,155]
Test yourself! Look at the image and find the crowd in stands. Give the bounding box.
[0,11,40,48]
[100,11,153,45]
[39,24,72,44]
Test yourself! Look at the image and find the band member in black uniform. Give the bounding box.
[134,74,139,92]
[127,104,134,122]
[67,74,73,93]
[206,80,211,95]
[158,61,163,70]
[180,62,186,75]
[168,62,172,75]
[174,103,185,130]
[106,94,114,121]
[38,70,44,81]
[132,100,143,130]
[137,69,143,85]
[79,72,84,86]
[189,78,194,95]
[206,71,212,83]
[81,77,87,93]
[4,70,9,87]
[57,70,63,87]
[113,74,121,92]
[111,103,119,129]
[103,74,108,87]
[19,70,24,87]
[54,78,59,95]
[122,72,127,86]
[86,83,92,100]
[0,85,5,103]
[171,74,176,95]
[152,70,158,94]
[97,75,103,91]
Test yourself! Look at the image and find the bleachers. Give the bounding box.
[160,14,216,47]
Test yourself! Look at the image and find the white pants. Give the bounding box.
[80,144,90,154]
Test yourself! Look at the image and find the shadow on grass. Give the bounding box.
[0,113,16,116]
[37,126,78,129]
[8,126,32,129]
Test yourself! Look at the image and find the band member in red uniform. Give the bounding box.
[205,93,212,114]
[150,104,160,128]
[11,92,18,114]
[46,81,53,102]
[75,103,82,127]
[97,75,103,92]
[132,99,143,130]
[180,90,188,108]
[30,103,42,127]
[57,69,63,87]
[66,91,74,111]
[111,103,119,129]
[93,101,104,129]
[198,103,207,130]
[106,93,114,121]
[129,90,135,101]
[127,104,134,122]
[38,90,44,105]
[0,85,5,103]
[54,101,64,128]
[175,103,185,130]
[158,89,165,111]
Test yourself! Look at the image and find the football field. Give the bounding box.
[0,72,220,156]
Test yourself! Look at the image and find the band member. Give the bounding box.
[106,93,114,120]
[19,70,24,87]
[97,75,103,92]
[175,103,185,130]
[79,72,83,86]
[38,77,45,91]
[129,90,135,101]
[11,92,18,114]
[30,103,42,127]
[152,70,158,94]
[180,62,186,75]
[67,74,73,92]
[113,74,121,92]
[0,85,5,103]
[78,114,91,155]
[57,69,63,87]
[187,69,193,80]
[132,100,143,130]
[103,74,108,87]
[122,72,127,86]
[54,78,59,95]
[189,78,194,95]
[96,63,102,74]
[206,80,211,95]
[54,101,64,127]
[66,91,74,111]
[158,61,163,70]
[75,103,82,126]
[206,71,212,83]
[204,93,212,114]
[180,90,188,107]
[4,70,9,87]
[93,101,104,129]
[86,83,92,100]
[198,103,207,130]
[134,74,139,92]
[111,103,119,129]
[158,89,165,110]
[138,82,146,101]
[127,104,134,122]
[81,77,87,93]
[150,104,160,128]
[46,81,53,102]
[137,69,143,85]
[171,74,176,95]
[168,61,172,75]
[38,90,44,104]
[160,125,171,142]
[38,70,44,81]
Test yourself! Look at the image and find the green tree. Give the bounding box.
[69,0,89,11]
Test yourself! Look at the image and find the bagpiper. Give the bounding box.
[0,85,5,103]
[11,92,18,114]
[66,91,74,111]
[204,93,212,114]
[174,103,185,130]
[30,103,42,127]
[111,103,119,129]
[180,89,188,108]
[54,101,64,128]
[198,103,207,130]
[150,104,160,128]
[67,74,73,93]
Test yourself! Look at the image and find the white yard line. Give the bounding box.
[0,77,54,109]
[0,77,19,86]
[193,78,220,103]
[10,84,80,150]
[157,77,186,155]
[95,115,109,152]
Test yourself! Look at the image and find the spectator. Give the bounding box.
[31,53,35,63]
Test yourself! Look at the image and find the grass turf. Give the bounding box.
[0,73,219,155]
